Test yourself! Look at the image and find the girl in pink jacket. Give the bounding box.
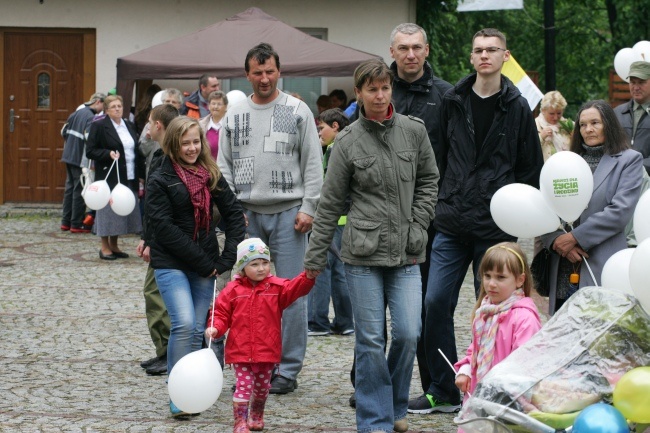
[454,242,542,403]
[205,238,316,433]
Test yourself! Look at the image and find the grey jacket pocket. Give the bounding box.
[406,221,427,255]
[347,218,382,257]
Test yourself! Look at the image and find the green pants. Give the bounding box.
[144,265,170,357]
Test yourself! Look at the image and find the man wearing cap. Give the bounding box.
[179,74,220,119]
[615,61,650,174]
[60,92,105,233]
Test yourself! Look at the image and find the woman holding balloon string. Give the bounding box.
[145,116,246,417]
[541,100,643,314]
[86,94,144,260]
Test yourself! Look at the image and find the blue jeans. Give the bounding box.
[423,231,507,405]
[154,269,215,374]
[308,225,354,333]
[346,264,421,433]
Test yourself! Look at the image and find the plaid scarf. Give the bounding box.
[472,288,525,382]
[172,162,211,240]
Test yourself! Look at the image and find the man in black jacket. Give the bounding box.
[389,23,454,414]
[408,28,543,414]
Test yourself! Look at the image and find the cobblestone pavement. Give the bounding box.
[0,211,546,433]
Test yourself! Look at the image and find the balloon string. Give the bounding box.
[115,156,121,185]
[561,223,599,286]
[207,277,217,350]
[105,158,118,181]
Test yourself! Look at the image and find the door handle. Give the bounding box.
[9,108,20,132]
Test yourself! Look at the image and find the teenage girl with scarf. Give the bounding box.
[145,116,246,417]
[454,242,542,405]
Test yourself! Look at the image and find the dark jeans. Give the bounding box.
[415,223,436,393]
[423,231,507,405]
[61,163,85,227]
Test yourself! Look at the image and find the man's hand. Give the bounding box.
[294,212,313,233]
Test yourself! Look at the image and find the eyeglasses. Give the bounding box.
[472,47,507,55]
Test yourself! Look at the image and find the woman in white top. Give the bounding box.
[86,95,144,260]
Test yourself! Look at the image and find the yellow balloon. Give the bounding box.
[613,366,650,423]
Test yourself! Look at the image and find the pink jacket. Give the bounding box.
[207,272,314,364]
[454,296,541,398]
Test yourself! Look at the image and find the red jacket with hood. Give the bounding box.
[208,272,314,364]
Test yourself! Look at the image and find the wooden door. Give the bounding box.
[3,31,84,202]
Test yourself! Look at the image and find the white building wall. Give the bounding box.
[1,0,415,97]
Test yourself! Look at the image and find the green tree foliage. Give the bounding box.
[418,0,649,117]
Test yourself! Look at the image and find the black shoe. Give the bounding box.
[99,251,117,260]
[140,355,160,369]
[349,392,356,408]
[269,375,297,394]
[146,356,168,375]
[111,251,129,259]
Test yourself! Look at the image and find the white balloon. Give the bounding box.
[168,348,223,413]
[539,152,594,225]
[226,90,247,109]
[83,180,111,210]
[614,48,641,83]
[110,184,136,216]
[152,90,164,108]
[601,248,635,295]
[490,183,561,238]
[632,40,650,63]
[633,189,650,244]
[629,238,650,314]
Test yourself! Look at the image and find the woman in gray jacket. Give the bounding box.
[304,59,439,433]
[542,100,643,314]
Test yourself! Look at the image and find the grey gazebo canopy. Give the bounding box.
[115,7,380,110]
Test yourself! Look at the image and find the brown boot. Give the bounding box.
[248,397,266,431]
[233,401,251,433]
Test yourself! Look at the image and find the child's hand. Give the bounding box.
[305,269,320,279]
[205,326,219,340]
[455,374,471,393]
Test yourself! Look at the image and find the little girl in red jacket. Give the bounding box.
[455,242,542,404]
[205,238,316,433]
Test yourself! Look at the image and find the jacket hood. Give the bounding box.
[511,296,540,317]
[450,73,522,108]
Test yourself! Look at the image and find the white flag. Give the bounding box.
[457,0,523,12]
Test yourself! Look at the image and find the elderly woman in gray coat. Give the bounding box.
[542,100,643,315]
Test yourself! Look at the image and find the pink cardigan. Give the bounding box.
[454,296,542,399]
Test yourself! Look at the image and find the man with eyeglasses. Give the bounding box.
[409,28,542,414]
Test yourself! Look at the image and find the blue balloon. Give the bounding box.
[573,403,629,433]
